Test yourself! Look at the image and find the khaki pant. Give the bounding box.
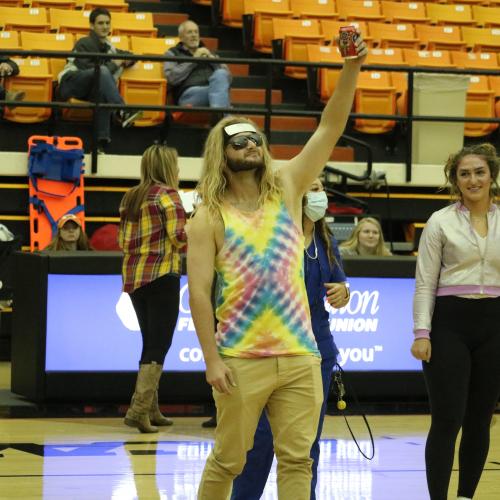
[198,355,323,500]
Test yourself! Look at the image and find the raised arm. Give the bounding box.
[282,35,368,197]
[187,206,235,394]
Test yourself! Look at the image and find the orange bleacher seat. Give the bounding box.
[320,19,371,44]
[130,35,178,55]
[111,12,157,37]
[415,25,467,51]
[354,70,397,133]
[472,6,500,28]
[3,57,52,123]
[365,47,407,114]
[61,97,93,122]
[31,0,77,8]
[0,31,20,49]
[0,6,50,32]
[192,0,212,5]
[75,32,130,50]
[50,8,90,35]
[464,74,498,137]
[108,35,129,50]
[368,22,419,49]
[272,18,323,78]
[291,0,338,20]
[489,67,500,98]
[119,62,166,126]
[75,0,128,11]
[462,26,500,51]
[244,0,294,53]
[365,46,405,66]
[426,4,475,26]
[381,1,429,24]
[21,32,75,81]
[307,44,343,101]
[403,49,455,68]
[451,50,498,69]
[337,0,385,22]
[221,0,246,28]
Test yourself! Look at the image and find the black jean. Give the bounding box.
[129,274,180,365]
[423,295,500,500]
[58,66,125,142]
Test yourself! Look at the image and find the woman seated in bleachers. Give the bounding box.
[339,216,392,256]
[44,214,92,251]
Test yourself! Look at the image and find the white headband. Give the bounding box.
[224,123,257,137]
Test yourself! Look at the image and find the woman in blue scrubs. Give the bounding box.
[231,178,350,500]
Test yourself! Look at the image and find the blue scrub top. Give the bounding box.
[304,228,345,361]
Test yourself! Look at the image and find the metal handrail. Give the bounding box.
[1,48,499,179]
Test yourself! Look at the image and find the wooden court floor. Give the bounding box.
[1,366,499,499]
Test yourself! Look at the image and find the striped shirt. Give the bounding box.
[215,197,320,358]
[119,184,186,293]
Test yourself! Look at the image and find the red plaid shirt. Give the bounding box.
[119,184,186,293]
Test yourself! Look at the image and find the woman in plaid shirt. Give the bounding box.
[119,144,187,433]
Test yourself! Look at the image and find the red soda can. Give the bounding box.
[338,26,358,59]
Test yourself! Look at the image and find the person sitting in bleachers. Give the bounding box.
[44,214,92,251]
[0,56,25,104]
[163,20,231,115]
[339,216,392,256]
[57,7,142,152]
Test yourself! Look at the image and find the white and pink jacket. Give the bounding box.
[413,202,500,339]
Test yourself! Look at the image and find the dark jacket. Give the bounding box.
[163,41,221,101]
[58,30,132,83]
[0,56,20,77]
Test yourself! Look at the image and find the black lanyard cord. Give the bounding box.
[330,363,376,461]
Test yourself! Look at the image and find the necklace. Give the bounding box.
[305,233,318,260]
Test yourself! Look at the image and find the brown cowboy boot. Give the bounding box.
[124,363,159,433]
[148,363,173,426]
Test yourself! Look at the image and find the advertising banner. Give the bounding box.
[46,274,421,372]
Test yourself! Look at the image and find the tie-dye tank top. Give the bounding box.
[214,196,320,358]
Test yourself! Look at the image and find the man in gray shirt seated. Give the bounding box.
[163,20,231,114]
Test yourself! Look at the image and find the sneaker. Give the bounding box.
[97,138,111,155]
[119,110,143,128]
[5,90,25,102]
[201,415,217,428]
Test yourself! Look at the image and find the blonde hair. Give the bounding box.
[196,116,282,218]
[443,143,500,201]
[45,225,91,251]
[340,217,392,256]
[120,144,179,221]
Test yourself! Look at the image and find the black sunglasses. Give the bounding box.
[227,133,263,150]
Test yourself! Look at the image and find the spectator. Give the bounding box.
[44,214,92,251]
[339,216,392,256]
[0,56,25,104]
[119,144,187,433]
[58,7,142,152]
[163,20,231,114]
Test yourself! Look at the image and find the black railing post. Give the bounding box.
[264,62,272,140]
[90,59,101,175]
[406,70,415,183]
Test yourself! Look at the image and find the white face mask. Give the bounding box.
[304,191,328,222]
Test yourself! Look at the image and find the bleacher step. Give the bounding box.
[128,0,185,13]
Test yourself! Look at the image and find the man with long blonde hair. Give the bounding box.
[188,33,368,500]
